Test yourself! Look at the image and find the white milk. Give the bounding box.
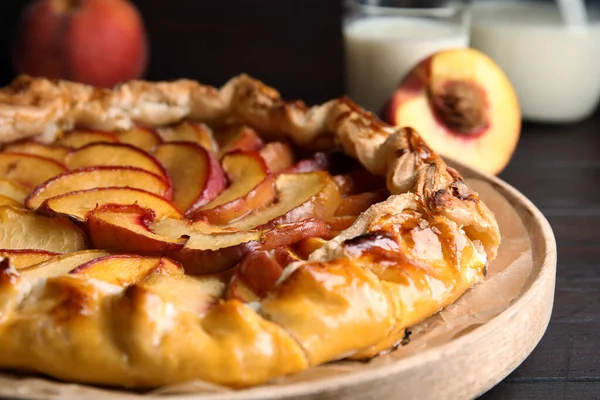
[344,17,468,114]
[471,1,600,122]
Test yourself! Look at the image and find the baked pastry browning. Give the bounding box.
[0,75,500,388]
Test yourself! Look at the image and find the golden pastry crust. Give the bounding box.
[0,75,501,388]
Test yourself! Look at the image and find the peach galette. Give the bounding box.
[0,75,500,388]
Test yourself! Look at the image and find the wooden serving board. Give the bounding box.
[171,162,557,400]
[0,161,556,400]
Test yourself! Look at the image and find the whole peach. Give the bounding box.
[13,0,148,87]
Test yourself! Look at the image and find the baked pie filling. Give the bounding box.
[0,75,500,388]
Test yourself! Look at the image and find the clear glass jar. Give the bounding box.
[343,0,471,115]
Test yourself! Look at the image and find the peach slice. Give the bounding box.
[151,218,261,274]
[158,121,218,153]
[215,124,264,158]
[3,141,70,162]
[226,275,260,303]
[70,255,183,286]
[334,189,389,217]
[58,129,120,148]
[325,216,357,239]
[65,142,168,180]
[227,171,342,230]
[259,141,295,174]
[0,195,21,208]
[154,142,226,215]
[116,126,162,153]
[191,152,276,224]
[274,246,302,267]
[87,204,187,254]
[259,219,330,251]
[0,153,67,189]
[332,169,387,197]
[293,237,328,259]
[26,166,171,210]
[18,250,110,280]
[0,205,87,253]
[0,249,58,269]
[386,48,521,175]
[235,251,284,299]
[190,218,328,251]
[138,273,225,315]
[38,187,182,222]
[0,179,29,204]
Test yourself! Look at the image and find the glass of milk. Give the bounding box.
[344,0,470,115]
[471,1,600,123]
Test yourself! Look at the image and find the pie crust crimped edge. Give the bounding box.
[0,74,501,388]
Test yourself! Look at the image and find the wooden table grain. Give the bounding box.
[479,113,600,399]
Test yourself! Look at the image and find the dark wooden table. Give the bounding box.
[479,112,600,399]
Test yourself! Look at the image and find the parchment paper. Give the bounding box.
[0,178,533,400]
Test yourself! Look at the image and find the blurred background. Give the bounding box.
[0,0,345,105]
[0,0,599,112]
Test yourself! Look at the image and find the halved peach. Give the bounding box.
[38,187,182,222]
[0,179,29,204]
[3,141,70,162]
[18,250,110,280]
[0,153,67,189]
[227,171,342,230]
[70,255,183,286]
[0,249,58,269]
[334,189,389,217]
[386,48,521,175]
[151,218,261,274]
[0,205,86,253]
[26,166,171,210]
[87,204,187,254]
[58,129,119,148]
[259,141,295,174]
[215,124,264,158]
[191,151,276,224]
[116,126,162,152]
[154,142,226,215]
[158,121,218,153]
[65,143,168,180]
